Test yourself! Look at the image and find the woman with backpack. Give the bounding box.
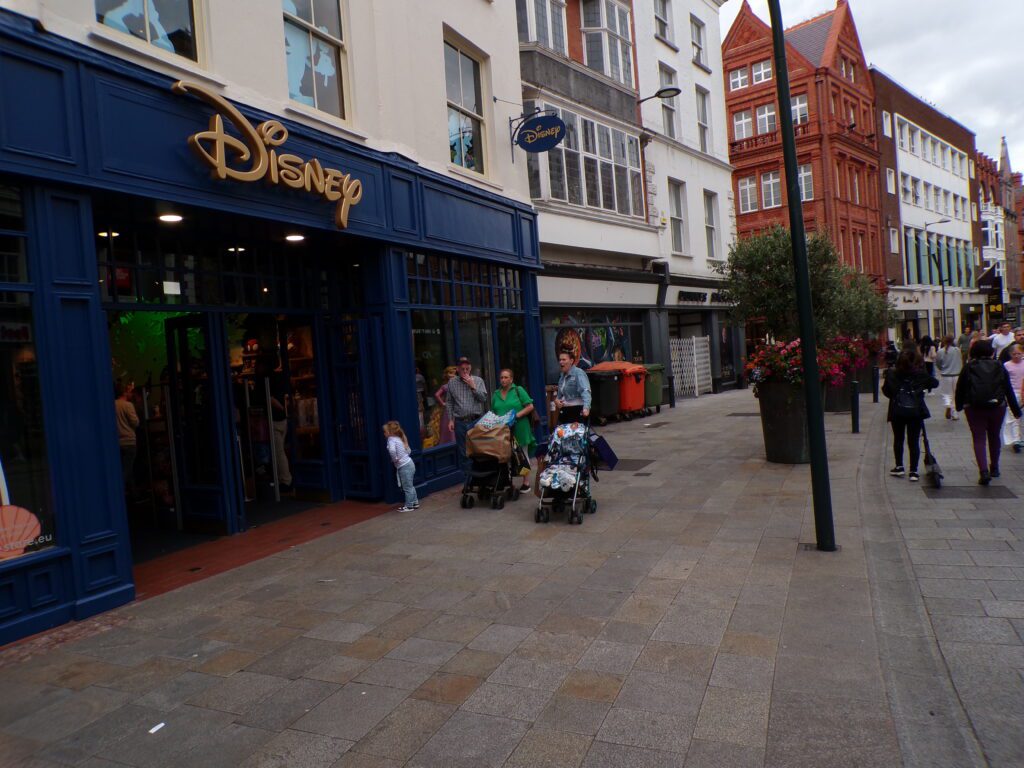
[883,346,938,482]
[955,339,1023,484]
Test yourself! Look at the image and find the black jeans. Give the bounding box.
[558,405,584,424]
[891,417,923,471]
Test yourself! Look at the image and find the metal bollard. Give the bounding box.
[851,379,860,434]
[667,375,676,408]
[872,366,880,403]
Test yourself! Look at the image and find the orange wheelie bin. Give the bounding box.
[589,362,647,420]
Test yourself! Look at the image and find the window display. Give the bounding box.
[541,310,643,382]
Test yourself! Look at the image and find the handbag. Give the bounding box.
[518,386,540,428]
[922,423,942,489]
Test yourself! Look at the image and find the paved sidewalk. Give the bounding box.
[0,388,1015,767]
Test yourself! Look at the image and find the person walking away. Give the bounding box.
[446,355,488,473]
[554,349,591,424]
[956,326,974,362]
[956,339,1023,484]
[257,354,293,493]
[383,421,418,512]
[114,381,140,497]
[935,335,962,420]
[491,368,536,491]
[1002,344,1024,453]
[883,341,898,368]
[920,336,937,389]
[883,347,938,482]
[989,322,1014,358]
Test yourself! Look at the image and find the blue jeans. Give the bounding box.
[397,461,418,507]
[455,418,474,473]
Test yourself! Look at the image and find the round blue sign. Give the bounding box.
[515,114,567,153]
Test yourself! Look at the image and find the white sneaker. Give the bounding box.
[397,505,416,512]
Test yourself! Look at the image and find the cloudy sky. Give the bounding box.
[719,0,1024,171]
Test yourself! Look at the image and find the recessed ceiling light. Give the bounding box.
[97,231,120,238]
[159,214,183,223]
[227,246,246,252]
[262,286,269,293]
[285,234,305,242]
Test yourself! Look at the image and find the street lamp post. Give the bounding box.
[924,218,951,337]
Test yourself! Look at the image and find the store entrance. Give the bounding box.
[107,310,327,562]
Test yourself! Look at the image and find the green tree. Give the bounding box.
[834,267,897,338]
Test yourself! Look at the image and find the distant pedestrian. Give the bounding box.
[114,381,139,496]
[883,346,937,482]
[989,322,1014,357]
[446,356,488,473]
[883,341,898,368]
[956,326,973,361]
[1002,344,1024,453]
[955,339,1023,484]
[935,335,962,420]
[383,420,418,512]
[920,335,937,385]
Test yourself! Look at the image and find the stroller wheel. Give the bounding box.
[569,512,582,525]
[496,495,505,510]
[541,508,550,523]
[465,495,475,509]
[460,495,468,509]
[588,498,597,514]
[510,487,521,501]
[534,508,542,523]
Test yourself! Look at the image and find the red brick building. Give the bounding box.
[722,0,883,281]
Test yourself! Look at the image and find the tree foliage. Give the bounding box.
[715,226,893,342]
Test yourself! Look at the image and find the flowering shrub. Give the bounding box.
[746,338,860,388]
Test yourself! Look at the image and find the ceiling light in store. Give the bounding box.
[262,286,269,293]
[227,246,246,252]
[159,214,183,223]
[285,234,305,242]
[97,231,119,238]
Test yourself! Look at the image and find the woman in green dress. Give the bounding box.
[491,368,536,491]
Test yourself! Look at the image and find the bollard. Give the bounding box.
[667,375,676,408]
[851,379,860,434]
[872,366,880,403]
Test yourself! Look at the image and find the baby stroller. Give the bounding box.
[461,416,525,510]
[536,421,596,525]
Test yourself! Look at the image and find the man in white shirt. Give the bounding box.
[990,322,1014,357]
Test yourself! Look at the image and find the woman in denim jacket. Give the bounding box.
[555,349,591,424]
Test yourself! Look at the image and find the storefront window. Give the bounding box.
[411,310,456,449]
[541,310,643,382]
[1,302,55,561]
[95,0,198,62]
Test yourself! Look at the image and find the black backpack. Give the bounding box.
[893,378,923,419]
[967,359,1005,408]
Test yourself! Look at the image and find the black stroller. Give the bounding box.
[536,421,596,525]
[460,423,525,510]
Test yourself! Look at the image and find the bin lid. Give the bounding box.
[643,363,665,372]
[590,361,647,374]
[589,370,620,380]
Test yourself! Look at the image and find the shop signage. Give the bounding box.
[172,81,363,229]
[0,322,31,343]
[513,114,566,153]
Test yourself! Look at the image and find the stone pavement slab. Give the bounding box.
[1,390,1017,766]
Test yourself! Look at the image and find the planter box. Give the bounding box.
[755,380,811,464]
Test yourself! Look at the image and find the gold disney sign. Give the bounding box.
[519,124,562,145]
[172,81,363,228]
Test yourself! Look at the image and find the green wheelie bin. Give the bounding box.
[643,363,665,413]
[589,369,621,425]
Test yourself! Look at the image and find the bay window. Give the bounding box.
[515,0,567,55]
[581,0,633,87]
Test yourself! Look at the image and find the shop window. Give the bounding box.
[412,310,456,450]
[541,310,644,383]
[446,41,486,174]
[96,0,198,61]
[283,0,346,118]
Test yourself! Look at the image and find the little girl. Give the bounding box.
[383,421,418,512]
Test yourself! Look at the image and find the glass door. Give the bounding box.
[165,314,237,533]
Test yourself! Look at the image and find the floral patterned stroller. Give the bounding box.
[536,422,596,525]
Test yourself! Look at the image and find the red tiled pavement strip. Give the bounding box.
[133,498,389,599]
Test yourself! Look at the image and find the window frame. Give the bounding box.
[668,179,686,254]
[886,168,896,195]
[690,15,706,67]
[703,190,718,261]
[751,59,772,83]
[581,0,634,88]
[521,0,568,55]
[738,176,758,214]
[729,67,749,91]
[761,170,781,209]
[654,0,672,42]
[695,86,710,153]
[798,163,814,202]
[659,63,678,140]
[790,94,808,125]
[445,40,487,175]
[732,109,752,141]
[282,0,348,119]
[97,0,202,62]
[755,103,776,134]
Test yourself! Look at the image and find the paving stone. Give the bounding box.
[709,653,775,692]
[923,597,987,617]
[245,638,344,679]
[515,631,593,665]
[96,703,235,768]
[597,620,655,645]
[488,655,572,691]
[576,640,642,675]
[292,683,408,741]
[537,613,607,637]
[466,624,533,654]
[535,694,612,735]
[174,722,276,768]
[36,703,161,765]
[0,683,71,729]
[634,641,716,683]
[386,638,462,667]
[410,673,482,706]
[581,741,682,768]
[198,648,264,677]
[651,606,731,646]
[766,690,900,762]
[930,615,1023,644]
[414,614,491,645]
[302,654,372,684]
[373,609,442,641]
[773,653,886,705]
[505,728,592,768]
[683,738,764,768]
[441,649,505,678]
[340,636,403,661]
[461,682,552,721]
[354,658,437,691]
[240,729,353,768]
[187,671,290,714]
[303,621,375,643]
[557,669,624,703]
[339,601,408,626]
[236,677,340,731]
[596,707,691,753]
[332,753,401,768]
[407,711,529,768]
[613,670,705,717]
[983,600,1024,619]
[3,686,132,744]
[352,698,454,762]
[718,631,778,659]
[694,687,770,748]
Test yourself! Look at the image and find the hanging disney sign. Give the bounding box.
[513,113,567,153]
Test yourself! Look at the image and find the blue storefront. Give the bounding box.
[0,11,542,645]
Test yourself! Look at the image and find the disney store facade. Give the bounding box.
[0,11,541,645]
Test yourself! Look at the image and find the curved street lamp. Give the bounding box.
[637,86,682,104]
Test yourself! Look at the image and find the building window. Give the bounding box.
[738,176,757,213]
[690,16,706,67]
[517,0,567,54]
[900,173,910,203]
[908,127,917,155]
[695,87,710,152]
[791,94,808,125]
[897,119,907,150]
[97,0,198,61]
[659,64,678,139]
[751,59,772,83]
[798,163,813,201]
[756,104,776,134]
[890,227,900,254]
[971,201,977,220]
[882,111,892,137]
[581,0,633,87]
[912,178,921,206]
[668,179,685,253]
[654,0,671,41]
[445,42,485,174]
[732,109,752,140]
[761,171,781,208]
[283,0,346,118]
[933,187,941,212]
[729,67,748,90]
[852,171,860,204]
[703,190,718,260]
